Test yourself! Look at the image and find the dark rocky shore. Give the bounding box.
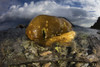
[91,17,100,30]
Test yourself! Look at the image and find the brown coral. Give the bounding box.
[26,15,75,46]
[45,31,76,46]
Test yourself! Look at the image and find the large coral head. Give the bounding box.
[26,15,75,46]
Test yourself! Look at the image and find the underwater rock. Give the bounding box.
[0,18,100,67]
[40,51,52,56]
[26,15,75,46]
[43,62,51,67]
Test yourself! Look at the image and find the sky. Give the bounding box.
[0,0,100,30]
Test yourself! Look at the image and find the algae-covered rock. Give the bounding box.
[26,15,74,46]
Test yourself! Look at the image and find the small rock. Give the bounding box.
[32,63,40,67]
[20,64,26,67]
[97,31,100,34]
[86,55,99,62]
[43,62,51,67]
[40,51,52,56]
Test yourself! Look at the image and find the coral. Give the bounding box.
[45,31,76,46]
[26,15,75,46]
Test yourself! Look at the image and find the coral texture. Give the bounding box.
[26,15,75,46]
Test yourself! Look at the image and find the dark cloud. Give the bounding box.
[70,8,87,17]
[0,16,31,30]
[0,0,20,15]
[0,0,99,30]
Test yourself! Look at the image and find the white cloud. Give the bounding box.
[0,0,100,30]
[64,0,100,17]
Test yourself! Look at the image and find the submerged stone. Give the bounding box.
[0,26,99,67]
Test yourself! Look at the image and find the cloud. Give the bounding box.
[0,0,20,15]
[64,0,100,16]
[0,0,100,30]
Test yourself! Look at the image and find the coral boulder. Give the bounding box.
[26,15,75,46]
